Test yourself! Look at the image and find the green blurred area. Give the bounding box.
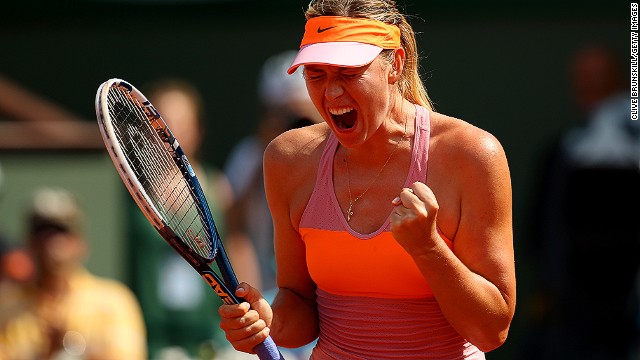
[0,152,126,279]
[0,1,629,359]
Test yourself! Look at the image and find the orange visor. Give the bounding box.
[287,16,401,74]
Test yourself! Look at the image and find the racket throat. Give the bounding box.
[201,273,238,305]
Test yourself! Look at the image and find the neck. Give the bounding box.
[341,103,414,223]
[347,101,414,165]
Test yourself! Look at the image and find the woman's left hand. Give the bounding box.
[390,181,441,256]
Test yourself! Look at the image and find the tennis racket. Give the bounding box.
[95,78,284,360]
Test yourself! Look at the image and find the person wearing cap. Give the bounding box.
[218,1,516,359]
[0,187,147,360]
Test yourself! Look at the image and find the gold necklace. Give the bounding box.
[344,119,408,222]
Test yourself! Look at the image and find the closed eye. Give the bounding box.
[340,67,367,79]
[342,72,361,79]
[303,69,326,81]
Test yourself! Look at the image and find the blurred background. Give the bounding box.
[0,1,635,359]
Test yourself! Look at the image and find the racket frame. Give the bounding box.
[95,78,239,305]
[96,78,285,360]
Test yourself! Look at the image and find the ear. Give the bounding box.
[389,47,406,84]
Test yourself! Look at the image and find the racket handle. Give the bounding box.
[255,336,284,360]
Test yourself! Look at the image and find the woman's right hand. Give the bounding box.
[218,282,274,354]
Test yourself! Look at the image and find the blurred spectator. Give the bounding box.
[128,77,233,359]
[0,187,147,359]
[527,45,640,359]
[224,50,321,298]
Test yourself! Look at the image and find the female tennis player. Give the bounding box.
[218,1,516,358]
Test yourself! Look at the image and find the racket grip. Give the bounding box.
[254,336,284,360]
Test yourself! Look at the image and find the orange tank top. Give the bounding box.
[299,104,453,299]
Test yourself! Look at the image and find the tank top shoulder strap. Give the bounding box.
[299,134,343,231]
[406,104,430,187]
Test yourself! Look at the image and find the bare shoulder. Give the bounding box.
[263,123,330,230]
[430,112,508,169]
[264,122,329,172]
[428,112,512,258]
[263,123,330,214]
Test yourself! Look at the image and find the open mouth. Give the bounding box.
[329,107,357,130]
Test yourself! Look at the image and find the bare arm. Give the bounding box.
[264,128,321,348]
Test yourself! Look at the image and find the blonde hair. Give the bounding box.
[305,0,433,110]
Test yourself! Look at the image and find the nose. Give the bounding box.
[324,77,344,100]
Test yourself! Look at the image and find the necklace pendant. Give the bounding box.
[347,202,354,222]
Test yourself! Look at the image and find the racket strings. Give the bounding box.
[107,87,214,258]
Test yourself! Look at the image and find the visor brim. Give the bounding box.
[287,42,384,74]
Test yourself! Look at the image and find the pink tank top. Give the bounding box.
[299,104,484,359]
